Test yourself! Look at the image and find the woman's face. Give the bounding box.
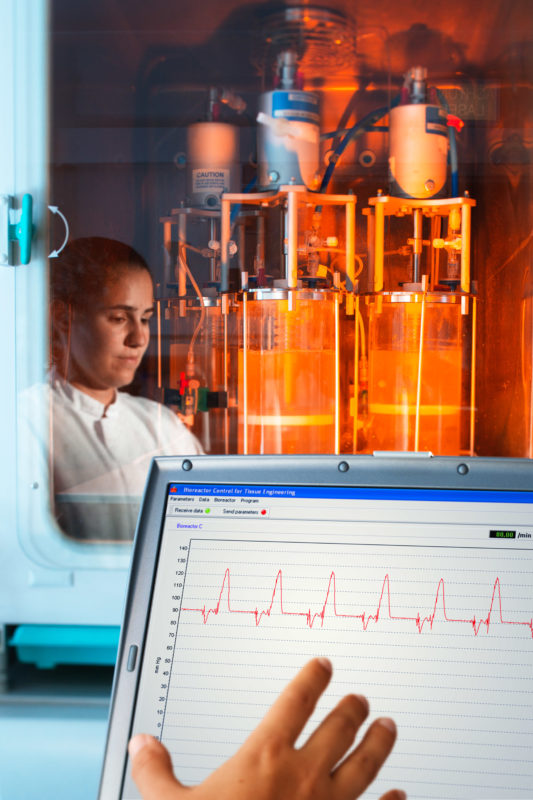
[68,266,154,403]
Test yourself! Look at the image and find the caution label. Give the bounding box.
[192,168,230,192]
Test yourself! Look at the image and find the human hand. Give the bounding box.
[129,658,405,800]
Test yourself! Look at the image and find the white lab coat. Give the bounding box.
[21,375,203,540]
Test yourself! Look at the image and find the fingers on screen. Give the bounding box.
[378,791,407,800]
[129,735,184,799]
[332,717,398,798]
[303,692,370,769]
[251,658,333,746]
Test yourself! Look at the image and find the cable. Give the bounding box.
[357,307,366,359]
[177,250,206,364]
[230,174,257,228]
[319,106,390,197]
[321,125,388,140]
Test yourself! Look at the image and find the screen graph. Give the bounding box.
[182,561,533,637]
[160,539,533,800]
[123,486,533,800]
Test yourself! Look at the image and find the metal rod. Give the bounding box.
[353,295,360,453]
[220,190,279,203]
[469,297,477,456]
[257,214,265,274]
[413,208,423,283]
[345,197,356,290]
[223,305,229,455]
[238,220,246,274]
[374,205,384,292]
[220,189,356,205]
[178,215,187,299]
[220,197,231,293]
[209,218,217,282]
[414,294,426,451]
[335,293,340,454]
[163,221,172,292]
[286,188,298,288]
[366,211,375,292]
[242,292,248,454]
[461,202,471,293]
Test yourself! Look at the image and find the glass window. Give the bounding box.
[17,1,533,547]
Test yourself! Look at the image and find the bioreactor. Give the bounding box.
[158,30,480,458]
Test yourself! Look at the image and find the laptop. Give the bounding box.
[98,454,533,800]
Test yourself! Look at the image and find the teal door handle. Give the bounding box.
[9,193,34,265]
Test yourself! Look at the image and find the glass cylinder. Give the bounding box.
[360,292,474,455]
[238,289,339,454]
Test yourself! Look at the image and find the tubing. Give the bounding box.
[318,106,390,197]
[230,174,258,227]
[321,125,388,140]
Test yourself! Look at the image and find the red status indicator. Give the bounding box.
[261,509,267,516]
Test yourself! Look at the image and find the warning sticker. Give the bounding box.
[192,168,230,192]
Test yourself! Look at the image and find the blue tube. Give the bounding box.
[321,125,389,140]
[230,174,257,227]
[318,106,390,196]
[313,105,392,213]
[317,95,401,206]
[449,128,458,196]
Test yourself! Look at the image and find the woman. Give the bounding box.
[43,236,202,541]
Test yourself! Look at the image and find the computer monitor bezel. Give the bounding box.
[98,453,533,799]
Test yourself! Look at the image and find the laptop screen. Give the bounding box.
[100,456,533,800]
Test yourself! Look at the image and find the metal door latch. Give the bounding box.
[1,193,34,265]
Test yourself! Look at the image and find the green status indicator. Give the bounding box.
[489,530,516,539]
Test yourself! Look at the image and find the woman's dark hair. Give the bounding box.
[51,236,151,309]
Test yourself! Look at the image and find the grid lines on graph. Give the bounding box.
[161,537,533,800]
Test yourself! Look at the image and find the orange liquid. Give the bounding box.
[367,347,463,454]
[238,349,336,454]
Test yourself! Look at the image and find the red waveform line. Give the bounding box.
[182,569,533,637]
